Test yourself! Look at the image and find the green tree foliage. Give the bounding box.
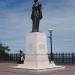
[0,43,10,53]
[0,43,10,60]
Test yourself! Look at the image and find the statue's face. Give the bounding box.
[34,0,38,3]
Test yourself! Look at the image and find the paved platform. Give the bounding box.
[0,62,75,75]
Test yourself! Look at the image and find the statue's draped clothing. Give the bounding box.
[31,2,42,32]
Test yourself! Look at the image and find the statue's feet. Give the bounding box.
[32,29,39,32]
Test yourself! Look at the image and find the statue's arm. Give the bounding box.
[39,4,43,19]
[31,5,34,20]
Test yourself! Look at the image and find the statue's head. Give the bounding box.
[34,0,38,3]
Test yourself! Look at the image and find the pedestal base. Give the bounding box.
[11,32,65,70]
[12,62,65,71]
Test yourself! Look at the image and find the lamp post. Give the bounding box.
[48,28,54,62]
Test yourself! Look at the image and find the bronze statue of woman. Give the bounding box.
[31,0,42,32]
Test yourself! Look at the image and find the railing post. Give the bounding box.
[62,53,64,64]
[72,53,74,64]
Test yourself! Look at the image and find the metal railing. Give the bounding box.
[0,53,75,64]
[48,53,75,64]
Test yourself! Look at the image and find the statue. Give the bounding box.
[31,0,42,32]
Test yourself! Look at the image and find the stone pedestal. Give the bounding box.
[12,32,65,70]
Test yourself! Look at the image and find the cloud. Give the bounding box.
[64,27,75,31]
[0,0,75,53]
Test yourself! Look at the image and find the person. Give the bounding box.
[31,0,42,32]
[19,50,25,64]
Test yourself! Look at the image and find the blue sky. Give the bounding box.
[0,0,75,53]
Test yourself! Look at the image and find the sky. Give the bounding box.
[0,0,75,53]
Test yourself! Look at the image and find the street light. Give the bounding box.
[48,28,54,62]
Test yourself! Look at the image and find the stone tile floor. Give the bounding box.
[0,62,75,75]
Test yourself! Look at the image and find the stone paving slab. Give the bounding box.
[0,63,75,75]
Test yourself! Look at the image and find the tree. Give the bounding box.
[0,43,10,53]
[0,43,10,60]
